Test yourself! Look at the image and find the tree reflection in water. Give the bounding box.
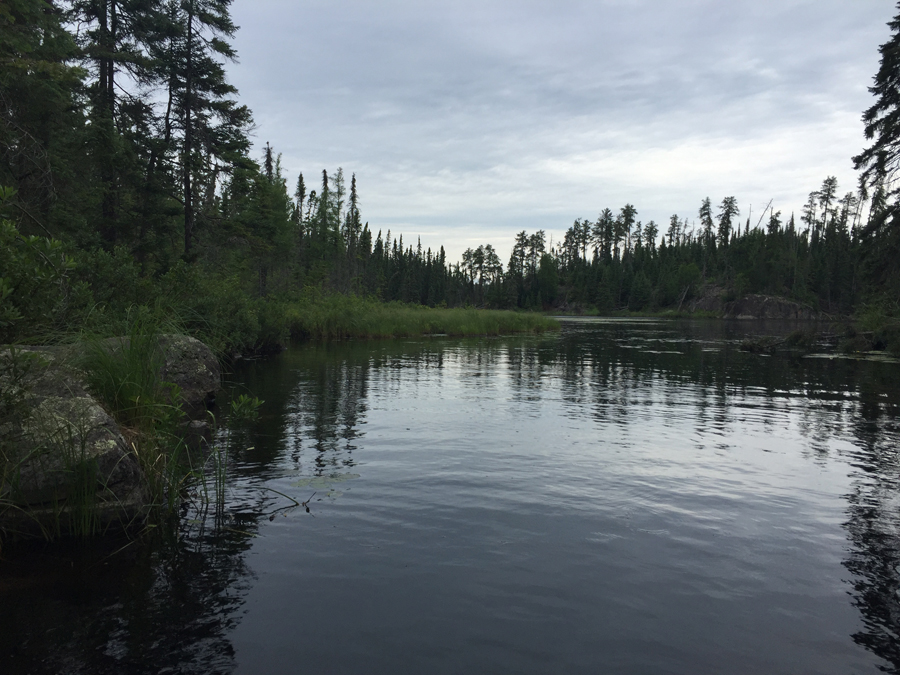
[2,321,900,673]
[843,385,900,671]
[0,504,256,675]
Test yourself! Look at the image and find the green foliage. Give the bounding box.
[280,291,557,340]
[0,211,78,343]
[537,253,559,306]
[628,272,651,311]
[852,6,900,298]
[858,300,900,354]
[677,263,702,296]
[229,394,263,424]
[784,329,816,350]
[80,309,183,432]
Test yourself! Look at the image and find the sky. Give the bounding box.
[227,0,896,263]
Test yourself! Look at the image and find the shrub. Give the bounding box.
[0,216,78,343]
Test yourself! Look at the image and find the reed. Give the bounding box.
[76,311,225,522]
[278,292,558,341]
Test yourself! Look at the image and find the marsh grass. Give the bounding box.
[278,292,558,341]
[79,308,195,495]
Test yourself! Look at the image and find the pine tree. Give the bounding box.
[71,0,166,245]
[0,0,82,236]
[666,214,680,247]
[643,221,659,253]
[699,198,714,246]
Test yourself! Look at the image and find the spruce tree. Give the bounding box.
[853,3,900,293]
[161,0,251,257]
[717,197,738,248]
[71,0,166,245]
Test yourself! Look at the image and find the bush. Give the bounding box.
[0,216,78,343]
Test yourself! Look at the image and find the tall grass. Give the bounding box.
[275,292,559,341]
[80,310,174,427]
[78,309,222,514]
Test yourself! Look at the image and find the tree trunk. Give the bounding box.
[183,1,195,257]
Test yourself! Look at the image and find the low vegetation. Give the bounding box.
[0,316,228,545]
[278,293,557,341]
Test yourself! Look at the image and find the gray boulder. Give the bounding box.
[0,335,221,535]
[0,348,144,535]
[158,334,221,418]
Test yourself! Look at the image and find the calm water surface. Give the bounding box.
[2,319,900,674]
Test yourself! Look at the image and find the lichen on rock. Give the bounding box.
[0,335,221,537]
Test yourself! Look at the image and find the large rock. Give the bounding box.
[0,335,221,535]
[0,347,144,534]
[723,294,818,320]
[158,334,221,417]
[688,287,819,320]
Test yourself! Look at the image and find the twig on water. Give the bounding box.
[260,486,301,506]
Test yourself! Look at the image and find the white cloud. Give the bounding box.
[229,0,895,262]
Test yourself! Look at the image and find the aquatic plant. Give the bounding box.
[229,394,263,424]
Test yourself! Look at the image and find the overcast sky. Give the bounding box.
[228,0,895,263]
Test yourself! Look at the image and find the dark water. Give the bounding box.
[3,319,900,674]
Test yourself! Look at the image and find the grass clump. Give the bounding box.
[80,312,176,429]
[78,309,220,513]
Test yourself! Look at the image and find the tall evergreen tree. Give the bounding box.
[163,0,251,257]
[854,2,900,293]
[0,0,82,236]
[717,197,739,248]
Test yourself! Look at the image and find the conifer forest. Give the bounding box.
[2,0,900,353]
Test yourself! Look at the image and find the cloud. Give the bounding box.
[229,0,895,262]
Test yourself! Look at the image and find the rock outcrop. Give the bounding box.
[0,335,220,535]
[687,285,728,314]
[158,334,221,416]
[723,294,819,320]
[688,287,820,320]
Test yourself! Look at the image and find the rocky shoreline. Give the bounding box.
[0,335,220,538]
[689,291,822,321]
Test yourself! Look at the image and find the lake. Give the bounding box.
[2,318,900,674]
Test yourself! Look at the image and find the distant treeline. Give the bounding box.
[1,1,898,350]
[522,180,867,313]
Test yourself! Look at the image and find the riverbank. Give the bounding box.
[0,299,556,544]
[0,333,222,545]
[549,290,900,355]
[276,293,558,343]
